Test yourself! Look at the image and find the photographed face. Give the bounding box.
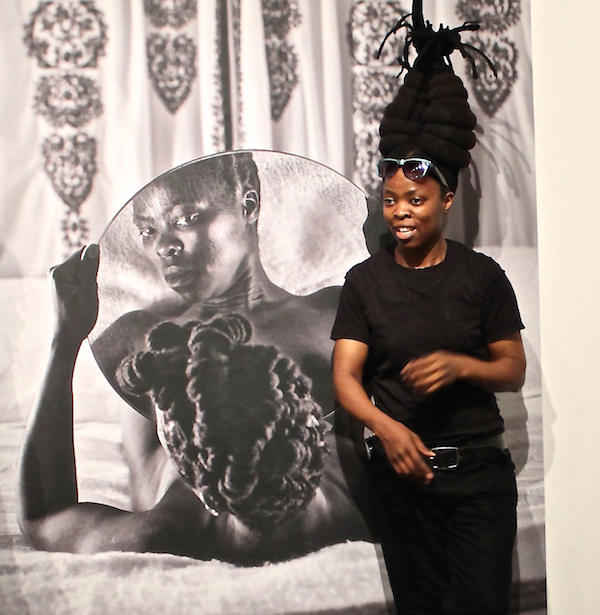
[132,179,256,304]
[382,170,453,252]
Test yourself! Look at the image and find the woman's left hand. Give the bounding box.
[50,244,100,345]
[401,351,465,396]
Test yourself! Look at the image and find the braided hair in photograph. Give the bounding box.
[116,314,329,532]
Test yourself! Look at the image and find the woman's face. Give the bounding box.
[133,180,257,304]
[382,170,453,254]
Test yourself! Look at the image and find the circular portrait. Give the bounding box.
[89,150,372,564]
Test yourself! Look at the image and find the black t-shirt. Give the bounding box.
[331,240,524,445]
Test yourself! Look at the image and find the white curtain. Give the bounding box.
[0,0,535,277]
[0,3,545,612]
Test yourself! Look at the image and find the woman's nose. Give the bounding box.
[156,234,183,259]
[393,206,411,219]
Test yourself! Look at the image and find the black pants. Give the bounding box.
[367,445,517,615]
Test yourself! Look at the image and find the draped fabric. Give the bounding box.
[0,3,545,613]
[0,0,535,276]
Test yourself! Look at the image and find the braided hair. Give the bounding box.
[116,314,329,532]
[378,1,482,192]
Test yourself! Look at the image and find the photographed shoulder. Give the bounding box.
[94,309,161,344]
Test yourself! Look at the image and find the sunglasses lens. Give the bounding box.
[378,160,399,179]
[402,159,430,181]
[378,158,432,181]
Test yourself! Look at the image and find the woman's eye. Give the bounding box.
[383,197,395,206]
[174,213,200,228]
[410,198,423,206]
[140,227,155,238]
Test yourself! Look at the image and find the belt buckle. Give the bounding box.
[429,446,460,471]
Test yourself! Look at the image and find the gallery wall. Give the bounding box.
[532,1,600,613]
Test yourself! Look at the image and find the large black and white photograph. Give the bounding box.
[88,150,373,564]
[0,1,545,614]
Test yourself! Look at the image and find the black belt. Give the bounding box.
[427,433,508,471]
[365,433,509,471]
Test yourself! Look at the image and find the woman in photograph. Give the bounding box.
[91,151,367,520]
[17,243,369,564]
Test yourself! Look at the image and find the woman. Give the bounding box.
[17,244,369,564]
[332,150,525,615]
[331,4,527,611]
[331,153,526,614]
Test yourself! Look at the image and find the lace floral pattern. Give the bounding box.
[144,0,198,114]
[351,0,408,67]
[42,132,97,210]
[467,35,518,116]
[23,0,107,68]
[143,0,197,29]
[262,0,301,121]
[350,1,408,196]
[147,33,197,114]
[456,0,521,35]
[352,68,399,197]
[34,74,102,128]
[458,0,522,116]
[24,0,107,253]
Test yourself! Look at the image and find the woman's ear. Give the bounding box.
[242,189,260,223]
[444,191,454,213]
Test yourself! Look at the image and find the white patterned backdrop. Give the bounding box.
[0,2,543,614]
[1,0,535,275]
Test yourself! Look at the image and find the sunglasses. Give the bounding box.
[377,157,449,189]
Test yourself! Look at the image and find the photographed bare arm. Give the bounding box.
[400,332,526,396]
[332,339,434,484]
[16,245,202,556]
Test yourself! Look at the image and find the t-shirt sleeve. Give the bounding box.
[330,272,370,344]
[481,261,525,343]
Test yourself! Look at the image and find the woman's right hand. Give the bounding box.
[333,338,434,484]
[377,418,434,484]
[50,244,99,346]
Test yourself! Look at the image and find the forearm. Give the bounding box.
[459,353,525,392]
[334,368,434,482]
[333,371,397,436]
[401,334,526,396]
[17,333,81,525]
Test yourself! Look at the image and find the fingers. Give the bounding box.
[81,244,100,280]
[393,454,432,483]
[81,243,99,261]
[49,246,84,280]
[49,244,99,282]
[401,355,438,381]
[404,439,434,483]
[384,430,434,483]
[401,352,461,395]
